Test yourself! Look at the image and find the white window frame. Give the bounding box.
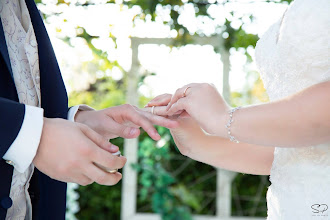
[121,37,264,220]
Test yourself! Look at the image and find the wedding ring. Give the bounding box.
[94,163,118,174]
[183,86,191,97]
[151,106,155,115]
[94,151,121,173]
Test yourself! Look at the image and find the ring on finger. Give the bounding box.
[94,163,118,174]
[94,151,121,174]
[151,106,155,115]
[183,86,191,97]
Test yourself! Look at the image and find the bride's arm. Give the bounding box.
[229,81,330,147]
[171,118,274,175]
[166,81,330,148]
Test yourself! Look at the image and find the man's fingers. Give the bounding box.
[143,106,168,116]
[141,110,179,128]
[92,147,127,170]
[119,125,141,138]
[79,125,127,169]
[107,144,119,153]
[107,105,160,140]
[85,165,123,186]
[78,175,94,186]
[124,109,161,140]
[147,94,172,107]
[106,121,141,139]
[142,105,184,122]
[79,123,113,152]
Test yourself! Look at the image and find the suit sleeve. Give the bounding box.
[1,97,44,173]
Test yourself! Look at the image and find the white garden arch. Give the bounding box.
[121,36,265,220]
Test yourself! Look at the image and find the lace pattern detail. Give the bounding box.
[255,0,330,219]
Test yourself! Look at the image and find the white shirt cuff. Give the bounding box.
[3,105,44,173]
[67,104,95,122]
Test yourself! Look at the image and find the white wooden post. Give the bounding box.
[216,45,237,217]
[216,169,237,217]
[121,40,140,220]
[220,49,231,102]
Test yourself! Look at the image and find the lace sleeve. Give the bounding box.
[277,0,330,83]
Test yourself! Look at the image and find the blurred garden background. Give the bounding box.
[35,0,292,219]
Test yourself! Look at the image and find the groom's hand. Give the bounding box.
[74,104,179,140]
[33,118,127,186]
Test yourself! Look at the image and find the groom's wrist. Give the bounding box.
[68,105,95,123]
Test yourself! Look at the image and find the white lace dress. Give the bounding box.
[255,0,330,219]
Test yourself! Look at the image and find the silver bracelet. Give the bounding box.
[225,107,241,143]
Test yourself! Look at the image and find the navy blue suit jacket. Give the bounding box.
[0,0,68,219]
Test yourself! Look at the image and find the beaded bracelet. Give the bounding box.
[225,107,241,143]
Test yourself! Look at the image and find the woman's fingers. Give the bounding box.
[166,84,194,110]
[166,88,185,110]
[167,98,189,116]
[147,94,172,107]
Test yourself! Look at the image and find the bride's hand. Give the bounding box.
[145,94,187,117]
[145,94,208,158]
[166,83,230,137]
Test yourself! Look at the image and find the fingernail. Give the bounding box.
[129,128,138,135]
[110,144,119,151]
[154,131,161,139]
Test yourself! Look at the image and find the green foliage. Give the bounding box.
[40,0,293,53]
[133,128,194,220]
[224,21,259,50]
[69,77,126,110]
[231,175,270,216]
[135,127,218,217]
[123,0,292,52]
